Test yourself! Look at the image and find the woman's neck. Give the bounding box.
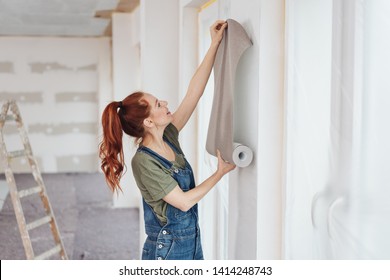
[142,133,165,150]
[143,122,164,144]
[142,126,175,161]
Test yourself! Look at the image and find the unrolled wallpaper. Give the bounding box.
[206,19,253,167]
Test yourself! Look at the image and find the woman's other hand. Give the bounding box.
[216,149,236,176]
[210,20,228,46]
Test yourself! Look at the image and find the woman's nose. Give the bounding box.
[162,100,168,107]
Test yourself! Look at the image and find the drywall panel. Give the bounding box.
[0,37,111,173]
[111,10,142,208]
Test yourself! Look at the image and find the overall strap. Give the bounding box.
[163,136,183,156]
[137,136,183,165]
[137,145,173,169]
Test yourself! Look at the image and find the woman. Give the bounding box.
[99,20,235,260]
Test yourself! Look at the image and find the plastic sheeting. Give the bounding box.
[284,0,390,259]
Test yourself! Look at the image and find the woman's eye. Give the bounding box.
[158,102,161,107]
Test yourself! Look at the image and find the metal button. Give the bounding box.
[162,230,167,234]
[157,257,162,260]
[158,244,163,249]
[174,169,179,173]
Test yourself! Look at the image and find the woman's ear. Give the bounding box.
[143,118,153,128]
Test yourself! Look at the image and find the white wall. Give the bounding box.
[284,0,332,259]
[140,0,180,109]
[0,37,112,173]
[178,1,199,175]
[255,0,285,260]
[220,0,285,260]
[227,0,262,260]
[361,0,390,258]
[179,0,285,259]
[0,0,285,259]
[111,10,141,208]
[137,0,180,256]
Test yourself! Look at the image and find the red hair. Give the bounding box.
[99,92,151,192]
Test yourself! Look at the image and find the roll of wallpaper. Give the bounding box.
[206,19,253,167]
[232,143,253,167]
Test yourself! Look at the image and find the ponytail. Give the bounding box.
[99,101,125,192]
[99,92,150,192]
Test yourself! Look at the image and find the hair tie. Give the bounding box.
[119,101,123,108]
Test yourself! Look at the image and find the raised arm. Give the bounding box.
[172,20,227,132]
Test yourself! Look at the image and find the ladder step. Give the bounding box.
[34,245,62,260]
[18,186,43,198]
[1,100,68,259]
[26,215,52,231]
[8,150,27,158]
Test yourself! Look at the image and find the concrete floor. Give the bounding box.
[0,173,139,260]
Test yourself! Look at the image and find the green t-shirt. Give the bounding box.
[131,123,187,224]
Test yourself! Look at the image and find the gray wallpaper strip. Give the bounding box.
[206,19,252,164]
[0,156,43,173]
[56,154,98,172]
[0,61,14,73]
[29,62,98,73]
[55,92,97,103]
[0,92,43,103]
[0,154,98,173]
[29,62,72,73]
[78,64,97,71]
[28,123,98,135]
[1,124,18,135]
[2,123,98,135]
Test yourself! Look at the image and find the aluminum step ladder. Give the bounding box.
[0,100,67,260]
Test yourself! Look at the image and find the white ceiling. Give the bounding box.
[0,0,139,37]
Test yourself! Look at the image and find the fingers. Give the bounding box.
[213,20,226,27]
[210,20,227,45]
[217,22,228,32]
[216,149,226,162]
[216,149,231,164]
[216,149,236,174]
[211,20,227,31]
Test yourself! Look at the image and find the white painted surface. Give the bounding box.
[179,0,285,260]
[111,10,141,208]
[283,0,332,259]
[197,0,226,260]
[2,0,386,261]
[140,0,179,109]
[0,37,112,173]
[137,0,180,257]
[0,0,139,37]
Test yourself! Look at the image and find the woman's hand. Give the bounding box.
[164,150,235,212]
[210,20,228,46]
[216,149,236,176]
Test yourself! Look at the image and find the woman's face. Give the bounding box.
[143,93,173,128]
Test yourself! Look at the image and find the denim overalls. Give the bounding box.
[137,136,204,260]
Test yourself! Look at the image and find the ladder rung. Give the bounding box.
[34,245,62,260]
[8,150,27,158]
[26,215,52,231]
[18,186,43,198]
[2,100,68,259]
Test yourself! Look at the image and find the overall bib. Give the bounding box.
[137,136,204,260]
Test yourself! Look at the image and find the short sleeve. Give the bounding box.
[164,123,183,154]
[132,155,178,201]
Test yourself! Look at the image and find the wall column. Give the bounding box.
[111,10,141,208]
